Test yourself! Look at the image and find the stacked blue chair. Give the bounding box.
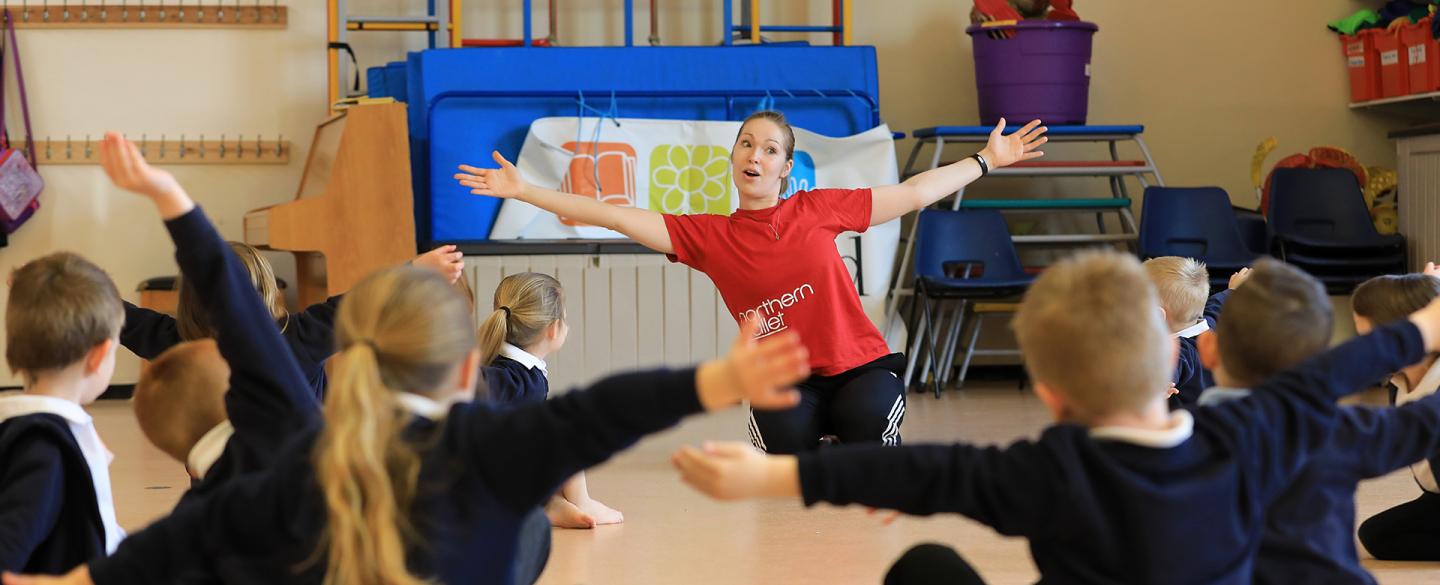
[906,210,1033,397]
[1267,168,1405,293]
[1138,186,1265,290]
[1233,207,1270,256]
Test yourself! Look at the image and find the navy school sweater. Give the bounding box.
[160,208,322,501]
[0,414,105,574]
[87,366,706,585]
[1198,389,1440,585]
[796,321,1425,585]
[121,294,340,399]
[1172,289,1231,406]
[482,356,549,405]
[480,353,553,585]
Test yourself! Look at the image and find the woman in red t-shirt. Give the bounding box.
[455,112,1046,454]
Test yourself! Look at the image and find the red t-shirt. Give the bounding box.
[663,188,891,376]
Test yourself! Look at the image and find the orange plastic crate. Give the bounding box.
[1402,18,1440,94]
[1342,30,1382,102]
[1375,28,1411,98]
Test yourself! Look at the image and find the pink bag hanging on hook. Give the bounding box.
[0,9,43,236]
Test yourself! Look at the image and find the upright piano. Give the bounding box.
[244,102,416,307]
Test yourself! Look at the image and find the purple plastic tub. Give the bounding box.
[967,20,1098,126]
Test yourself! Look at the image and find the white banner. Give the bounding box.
[492,116,901,319]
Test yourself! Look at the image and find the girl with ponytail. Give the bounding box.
[19,136,813,585]
[477,273,620,529]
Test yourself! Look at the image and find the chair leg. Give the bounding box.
[929,300,951,388]
[956,310,985,389]
[1118,207,1138,234]
[937,299,968,390]
[918,285,944,398]
[903,299,927,391]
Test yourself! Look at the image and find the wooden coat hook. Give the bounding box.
[6,1,287,29]
[16,134,290,164]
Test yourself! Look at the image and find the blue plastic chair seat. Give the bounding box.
[1285,250,1405,269]
[1275,232,1404,252]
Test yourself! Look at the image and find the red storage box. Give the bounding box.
[1402,18,1440,94]
[1342,30,1382,102]
[1375,28,1411,98]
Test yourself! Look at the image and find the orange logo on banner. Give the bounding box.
[559,142,637,227]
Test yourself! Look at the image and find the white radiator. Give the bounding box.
[1398,133,1440,271]
[465,255,737,392]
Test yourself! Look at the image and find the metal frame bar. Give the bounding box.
[723,0,849,45]
[427,89,882,131]
[905,166,1159,180]
[883,128,1165,371]
[349,16,441,24]
[625,0,634,47]
[733,25,843,33]
[332,0,459,113]
[912,132,1145,143]
[523,0,533,46]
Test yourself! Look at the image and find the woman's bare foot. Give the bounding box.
[546,496,596,529]
[571,497,624,525]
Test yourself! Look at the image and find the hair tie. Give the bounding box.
[354,338,378,352]
[498,306,511,319]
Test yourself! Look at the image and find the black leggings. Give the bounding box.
[885,543,986,585]
[1358,490,1440,561]
[748,353,906,454]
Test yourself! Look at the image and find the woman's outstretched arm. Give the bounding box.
[455,152,675,254]
[869,119,1048,226]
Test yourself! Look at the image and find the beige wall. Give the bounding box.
[0,0,1398,386]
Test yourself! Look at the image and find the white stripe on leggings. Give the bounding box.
[748,408,768,452]
[881,395,905,446]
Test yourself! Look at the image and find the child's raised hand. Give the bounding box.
[100,133,180,200]
[1228,267,1253,290]
[697,316,810,411]
[414,244,465,284]
[99,132,192,218]
[455,151,529,199]
[980,118,1047,169]
[671,441,797,500]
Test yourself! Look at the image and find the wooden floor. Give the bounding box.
[98,384,1440,584]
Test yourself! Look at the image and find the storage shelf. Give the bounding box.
[1349,90,1440,109]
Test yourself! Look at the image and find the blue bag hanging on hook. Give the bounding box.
[0,9,42,237]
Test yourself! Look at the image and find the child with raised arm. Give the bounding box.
[3,136,814,585]
[1191,261,1440,584]
[1140,257,1245,405]
[672,250,1440,584]
[120,241,463,399]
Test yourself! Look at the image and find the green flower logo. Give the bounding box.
[648,145,732,215]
